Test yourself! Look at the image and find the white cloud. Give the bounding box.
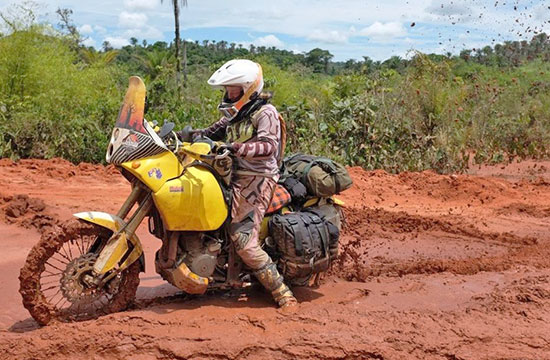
[123,0,158,11]
[254,34,284,48]
[308,29,348,44]
[94,25,107,34]
[123,25,164,40]
[118,12,148,29]
[78,24,94,35]
[82,37,96,47]
[103,36,130,48]
[360,21,406,40]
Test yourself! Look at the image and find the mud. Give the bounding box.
[0,158,550,359]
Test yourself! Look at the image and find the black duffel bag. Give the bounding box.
[269,210,339,285]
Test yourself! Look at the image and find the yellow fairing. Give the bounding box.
[180,142,213,165]
[153,165,228,231]
[121,151,182,193]
[73,211,143,275]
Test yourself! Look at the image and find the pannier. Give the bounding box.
[303,203,342,258]
[268,208,340,285]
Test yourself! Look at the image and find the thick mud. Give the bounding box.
[0,158,550,359]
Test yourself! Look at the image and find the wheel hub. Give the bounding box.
[60,253,104,303]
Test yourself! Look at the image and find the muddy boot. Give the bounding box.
[254,262,298,311]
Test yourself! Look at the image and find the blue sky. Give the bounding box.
[1,0,549,61]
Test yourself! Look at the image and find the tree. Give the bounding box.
[102,40,113,52]
[161,0,188,87]
[305,48,333,73]
[56,8,80,50]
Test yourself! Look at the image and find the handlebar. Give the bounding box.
[180,146,231,161]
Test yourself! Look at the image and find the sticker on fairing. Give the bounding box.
[148,168,162,179]
[169,186,184,193]
[122,133,139,148]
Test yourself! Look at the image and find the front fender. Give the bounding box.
[74,211,145,273]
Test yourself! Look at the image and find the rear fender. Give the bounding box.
[74,211,145,273]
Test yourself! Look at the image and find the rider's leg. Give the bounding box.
[229,175,297,307]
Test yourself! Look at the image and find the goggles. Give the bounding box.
[218,102,239,120]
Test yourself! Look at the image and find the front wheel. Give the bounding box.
[19,219,140,325]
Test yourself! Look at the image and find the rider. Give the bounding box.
[180,59,297,309]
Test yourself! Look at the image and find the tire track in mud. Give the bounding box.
[334,207,550,282]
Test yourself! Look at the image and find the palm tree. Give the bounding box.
[80,48,120,66]
[161,0,188,87]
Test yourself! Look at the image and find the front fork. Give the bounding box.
[93,183,150,279]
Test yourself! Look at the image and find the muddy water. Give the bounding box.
[0,158,549,359]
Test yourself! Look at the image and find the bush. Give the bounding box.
[1,7,550,173]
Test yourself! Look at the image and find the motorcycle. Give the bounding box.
[19,76,343,325]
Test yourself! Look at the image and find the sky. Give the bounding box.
[1,0,549,61]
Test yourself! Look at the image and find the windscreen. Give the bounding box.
[106,77,167,165]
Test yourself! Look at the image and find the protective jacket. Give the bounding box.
[200,98,282,178]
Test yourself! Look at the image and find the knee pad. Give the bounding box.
[230,210,255,251]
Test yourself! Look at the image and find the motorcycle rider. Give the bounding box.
[179,59,297,309]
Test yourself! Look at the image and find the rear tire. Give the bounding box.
[19,219,141,326]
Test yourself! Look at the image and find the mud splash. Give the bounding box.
[0,193,59,233]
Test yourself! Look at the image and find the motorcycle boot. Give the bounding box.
[254,261,298,309]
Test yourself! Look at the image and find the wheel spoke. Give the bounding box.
[42,271,62,278]
[76,237,85,255]
[56,249,72,262]
[60,243,72,261]
[41,285,59,292]
[46,287,62,303]
[56,298,69,310]
[67,243,74,260]
[45,261,64,272]
[51,255,69,265]
[82,236,90,253]
[85,236,97,253]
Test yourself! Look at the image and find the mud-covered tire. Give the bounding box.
[19,219,141,326]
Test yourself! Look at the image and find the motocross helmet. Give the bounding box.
[207,59,264,120]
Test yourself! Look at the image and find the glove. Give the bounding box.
[217,143,237,154]
[176,125,199,142]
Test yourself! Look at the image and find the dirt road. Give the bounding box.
[0,158,549,359]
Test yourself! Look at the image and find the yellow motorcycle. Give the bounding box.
[19,77,342,325]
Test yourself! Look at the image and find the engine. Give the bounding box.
[181,234,222,278]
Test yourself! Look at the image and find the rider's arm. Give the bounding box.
[199,117,230,141]
[232,107,279,159]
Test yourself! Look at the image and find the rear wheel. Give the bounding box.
[19,219,141,325]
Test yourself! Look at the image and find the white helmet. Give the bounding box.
[207,59,264,120]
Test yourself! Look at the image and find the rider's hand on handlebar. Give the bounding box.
[176,125,200,142]
[216,143,236,154]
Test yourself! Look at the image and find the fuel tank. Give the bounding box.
[153,165,228,231]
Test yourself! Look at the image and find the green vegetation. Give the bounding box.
[1,4,550,172]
